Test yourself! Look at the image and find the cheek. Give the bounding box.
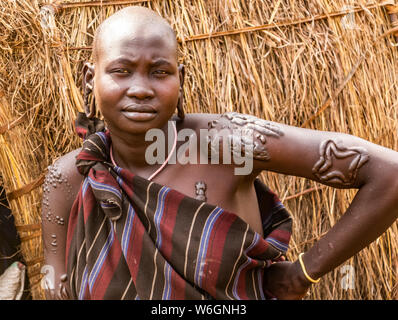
[157,80,180,106]
[94,76,124,109]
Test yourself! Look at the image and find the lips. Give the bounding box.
[121,104,157,122]
[122,104,157,113]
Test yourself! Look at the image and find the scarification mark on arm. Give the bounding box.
[207,112,284,161]
[312,139,369,186]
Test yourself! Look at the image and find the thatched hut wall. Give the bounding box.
[0,0,397,299]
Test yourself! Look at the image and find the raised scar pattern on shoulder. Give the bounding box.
[42,162,73,227]
[312,139,369,186]
[207,112,284,161]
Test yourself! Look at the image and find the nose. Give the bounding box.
[126,74,154,100]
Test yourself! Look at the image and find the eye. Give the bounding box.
[153,70,168,76]
[112,68,130,74]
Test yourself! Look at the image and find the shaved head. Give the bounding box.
[85,5,184,136]
[93,6,178,64]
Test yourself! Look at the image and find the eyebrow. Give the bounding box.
[107,57,174,67]
[151,59,174,67]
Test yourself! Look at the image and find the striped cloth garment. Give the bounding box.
[66,113,292,300]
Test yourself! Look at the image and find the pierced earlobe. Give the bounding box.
[83,83,96,119]
[87,93,97,119]
[177,63,185,120]
[82,62,96,118]
[177,91,185,120]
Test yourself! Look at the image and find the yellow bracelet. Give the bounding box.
[298,253,320,284]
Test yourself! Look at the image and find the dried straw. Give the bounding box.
[0,0,397,299]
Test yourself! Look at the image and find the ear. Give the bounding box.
[178,64,185,89]
[82,62,95,92]
[82,62,95,118]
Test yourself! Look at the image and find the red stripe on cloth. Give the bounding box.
[90,231,123,299]
[159,190,184,261]
[267,228,291,244]
[169,268,187,299]
[77,150,101,162]
[119,169,135,198]
[202,212,237,298]
[83,188,95,224]
[75,126,87,139]
[65,195,81,266]
[246,238,270,257]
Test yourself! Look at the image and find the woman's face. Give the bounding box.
[92,26,182,136]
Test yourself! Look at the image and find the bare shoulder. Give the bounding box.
[43,148,84,221]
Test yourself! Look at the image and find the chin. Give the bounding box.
[123,123,157,135]
[106,112,175,135]
[122,120,166,135]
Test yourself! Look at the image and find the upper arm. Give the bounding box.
[207,112,398,189]
[41,148,83,299]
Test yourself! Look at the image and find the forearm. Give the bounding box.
[302,171,398,280]
[42,214,70,300]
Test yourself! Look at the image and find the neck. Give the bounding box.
[110,121,176,176]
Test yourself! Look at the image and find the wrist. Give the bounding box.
[292,259,313,288]
[292,254,321,288]
[298,253,321,284]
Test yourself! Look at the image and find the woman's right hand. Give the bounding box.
[263,260,313,300]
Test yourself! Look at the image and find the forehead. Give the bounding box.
[95,21,177,65]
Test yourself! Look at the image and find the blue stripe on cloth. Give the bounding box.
[265,237,289,252]
[232,233,260,299]
[88,222,115,291]
[81,178,89,198]
[116,176,123,188]
[87,176,122,198]
[121,204,135,256]
[96,132,107,147]
[194,207,223,287]
[154,187,170,249]
[78,266,89,300]
[162,263,172,300]
[100,202,119,209]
